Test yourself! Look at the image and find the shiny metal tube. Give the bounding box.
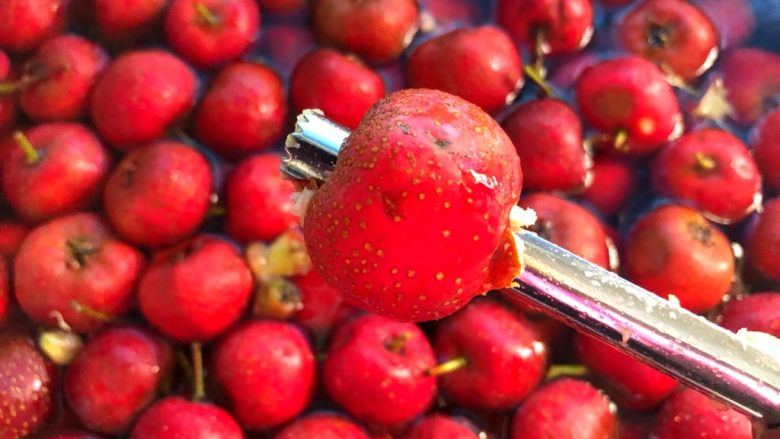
[282,109,780,430]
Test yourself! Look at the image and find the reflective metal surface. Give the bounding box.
[281,110,780,430]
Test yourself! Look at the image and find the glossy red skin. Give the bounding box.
[503,99,589,192]
[575,333,677,411]
[0,50,17,136]
[576,56,682,154]
[407,26,522,114]
[433,300,547,410]
[580,155,637,217]
[404,415,479,439]
[519,193,611,269]
[195,62,286,159]
[550,51,600,91]
[304,89,523,322]
[693,0,753,49]
[291,48,386,129]
[653,387,752,439]
[2,123,111,223]
[14,213,145,333]
[496,0,593,55]
[103,141,212,247]
[0,334,56,438]
[212,320,315,429]
[617,0,718,80]
[721,48,780,127]
[311,0,419,63]
[165,0,260,68]
[0,221,28,258]
[745,198,780,283]
[293,268,359,338]
[720,293,780,337]
[0,0,68,52]
[275,413,370,439]
[651,129,761,224]
[20,35,109,121]
[752,107,780,192]
[0,256,7,321]
[130,397,243,439]
[90,50,197,149]
[323,314,436,426]
[95,0,167,42]
[258,0,306,15]
[225,154,297,242]
[511,378,618,439]
[259,24,315,76]
[139,235,253,342]
[624,204,734,313]
[65,325,172,434]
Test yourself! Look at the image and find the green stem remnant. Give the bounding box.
[69,301,112,322]
[613,128,629,152]
[546,364,588,380]
[426,356,468,376]
[523,64,556,98]
[195,2,219,27]
[694,151,717,174]
[14,131,40,164]
[384,332,412,354]
[192,342,205,401]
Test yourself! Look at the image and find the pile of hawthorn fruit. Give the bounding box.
[1,0,780,437]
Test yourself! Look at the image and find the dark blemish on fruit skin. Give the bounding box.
[646,22,672,49]
[435,139,451,149]
[397,122,411,134]
[687,221,714,247]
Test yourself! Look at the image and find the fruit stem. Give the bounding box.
[546,364,588,379]
[66,239,98,270]
[69,301,112,322]
[532,26,548,78]
[385,332,412,354]
[694,151,717,173]
[613,128,629,152]
[522,64,556,98]
[426,356,468,376]
[195,2,219,27]
[191,342,206,401]
[14,131,40,164]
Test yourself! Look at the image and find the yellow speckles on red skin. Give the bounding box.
[436,272,444,280]
[407,270,416,278]
[442,230,451,237]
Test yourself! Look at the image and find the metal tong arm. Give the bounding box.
[282,109,780,430]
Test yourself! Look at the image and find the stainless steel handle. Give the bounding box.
[282,109,780,429]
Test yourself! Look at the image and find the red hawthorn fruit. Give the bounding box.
[0,256,7,321]
[258,0,307,15]
[304,88,523,322]
[580,155,638,217]
[0,333,57,438]
[0,220,28,258]
[550,51,600,90]
[433,300,547,411]
[651,128,762,224]
[293,268,359,338]
[225,154,298,243]
[503,99,590,192]
[138,235,253,342]
[311,0,420,63]
[720,293,780,337]
[0,49,17,136]
[624,204,734,313]
[14,213,145,333]
[419,0,483,31]
[519,193,611,269]
[103,141,213,248]
[511,378,618,439]
[164,0,261,69]
[616,0,718,80]
[2,123,111,223]
[576,56,683,155]
[40,432,104,439]
[745,198,780,284]
[323,314,437,426]
[575,332,677,411]
[406,26,523,114]
[274,413,370,439]
[495,0,594,55]
[720,48,780,127]
[212,320,316,430]
[130,397,244,439]
[18,34,109,121]
[290,48,386,129]
[95,0,168,42]
[0,0,68,53]
[195,62,287,159]
[64,325,172,435]
[90,50,198,149]
[404,414,480,439]
[752,107,780,192]
[653,387,752,439]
